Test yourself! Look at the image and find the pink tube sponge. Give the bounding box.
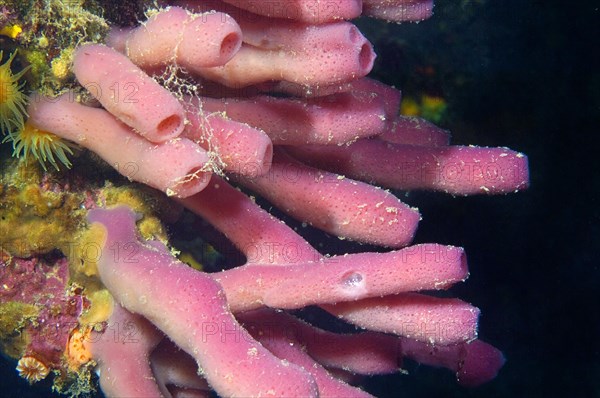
[363,0,434,22]
[290,140,530,195]
[28,93,211,197]
[183,98,274,176]
[10,1,525,394]
[88,206,319,397]
[242,316,375,397]
[219,0,363,23]
[236,149,420,248]
[86,304,164,398]
[322,293,480,344]
[401,338,506,387]
[239,309,404,376]
[380,115,451,147]
[72,44,185,142]
[109,7,242,69]
[180,176,321,265]
[199,89,387,145]
[214,244,468,311]
[195,22,376,87]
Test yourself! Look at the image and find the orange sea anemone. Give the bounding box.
[4,120,76,171]
[0,50,29,135]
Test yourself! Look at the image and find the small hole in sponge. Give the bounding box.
[157,115,183,136]
[358,43,374,72]
[221,32,242,57]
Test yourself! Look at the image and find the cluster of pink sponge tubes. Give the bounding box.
[27,0,528,396]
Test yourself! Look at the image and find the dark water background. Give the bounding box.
[1,0,598,397]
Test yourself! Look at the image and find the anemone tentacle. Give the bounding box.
[0,51,30,135]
